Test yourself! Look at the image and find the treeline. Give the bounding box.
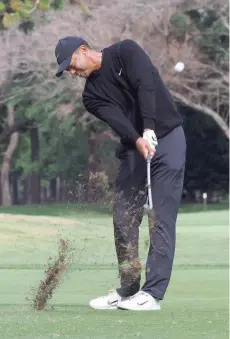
[0,0,229,206]
[0,105,228,206]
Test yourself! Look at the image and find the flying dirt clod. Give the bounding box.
[32,239,72,311]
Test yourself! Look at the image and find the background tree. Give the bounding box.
[0,0,89,31]
[0,0,228,206]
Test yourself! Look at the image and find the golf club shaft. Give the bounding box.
[147,153,153,209]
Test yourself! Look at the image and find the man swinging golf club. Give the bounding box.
[55,36,186,311]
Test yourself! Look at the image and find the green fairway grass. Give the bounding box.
[0,204,229,339]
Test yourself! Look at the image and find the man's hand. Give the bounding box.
[143,129,158,149]
[136,137,156,160]
[135,129,158,160]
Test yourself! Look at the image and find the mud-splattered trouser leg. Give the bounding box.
[114,125,186,299]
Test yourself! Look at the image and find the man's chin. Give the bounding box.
[78,74,88,79]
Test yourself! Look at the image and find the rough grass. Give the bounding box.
[0,203,229,339]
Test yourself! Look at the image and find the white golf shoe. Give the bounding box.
[89,290,122,310]
[117,291,161,311]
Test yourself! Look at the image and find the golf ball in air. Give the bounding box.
[174,62,185,72]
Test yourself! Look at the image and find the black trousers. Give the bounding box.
[114,125,186,300]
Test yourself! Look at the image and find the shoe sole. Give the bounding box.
[90,307,118,310]
[89,303,118,310]
[117,306,161,311]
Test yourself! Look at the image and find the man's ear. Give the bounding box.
[79,45,88,55]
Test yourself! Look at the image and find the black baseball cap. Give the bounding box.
[55,36,88,77]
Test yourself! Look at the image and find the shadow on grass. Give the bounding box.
[0,202,228,218]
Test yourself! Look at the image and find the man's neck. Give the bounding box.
[91,51,103,71]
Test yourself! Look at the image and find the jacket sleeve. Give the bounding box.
[83,101,140,145]
[119,39,157,131]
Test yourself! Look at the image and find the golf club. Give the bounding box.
[144,153,156,234]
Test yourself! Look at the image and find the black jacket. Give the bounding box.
[82,39,182,149]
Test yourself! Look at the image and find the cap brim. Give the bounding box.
[56,56,72,77]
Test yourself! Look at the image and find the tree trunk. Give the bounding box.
[0,104,19,206]
[59,174,63,201]
[0,176,2,205]
[171,90,230,139]
[87,126,99,202]
[57,173,65,202]
[41,187,48,203]
[50,178,57,201]
[22,177,29,204]
[30,125,41,204]
[11,171,19,205]
[56,175,61,201]
[88,126,99,174]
